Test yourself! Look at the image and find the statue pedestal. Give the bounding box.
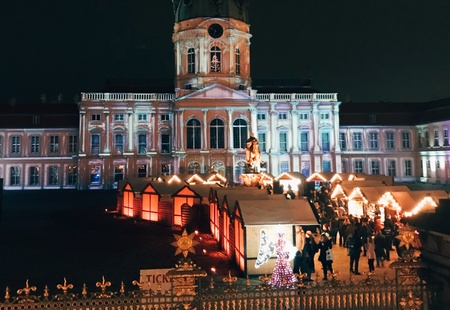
[239,173,262,187]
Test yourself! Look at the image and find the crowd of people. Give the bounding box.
[293,184,405,280]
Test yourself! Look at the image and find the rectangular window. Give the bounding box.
[278,113,288,120]
[434,129,439,146]
[404,160,412,176]
[49,136,59,153]
[69,135,78,153]
[91,114,101,121]
[48,166,59,185]
[371,160,380,175]
[444,128,449,146]
[30,136,40,154]
[299,113,308,120]
[114,164,124,183]
[137,114,147,121]
[388,160,396,177]
[257,113,266,120]
[138,164,147,178]
[353,132,362,150]
[280,161,289,173]
[115,134,124,154]
[138,134,147,154]
[369,114,377,124]
[161,114,170,121]
[235,48,240,74]
[91,165,101,184]
[10,166,20,186]
[417,131,422,148]
[425,131,430,147]
[258,133,266,152]
[91,134,100,155]
[300,132,309,152]
[402,131,411,149]
[386,132,395,149]
[369,132,378,150]
[321,132,330,152]
[436,160,440,169]
[32,115,40,124]
[11,136,21,155]
[354,160,363,173]
[161,133,171,153]
[0,135,2,156]
[339,132,346,150]
[320,113,329,120]
[114,114,125,121]
[279,132,287,153]
[322,161,331,172]
[67,165,78,186]
[29,166,40,186]
[301,161,310,176]
[188,48,195,74]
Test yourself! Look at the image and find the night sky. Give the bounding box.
[2,0,450,104]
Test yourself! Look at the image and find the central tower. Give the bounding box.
[171,0,252,91]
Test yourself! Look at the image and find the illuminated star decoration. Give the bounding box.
[396,223,416,250]
[171,229,199,258]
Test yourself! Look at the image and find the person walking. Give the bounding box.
[374,230,386,268]
[317,233,334,281]
[366,234,376,273]
[346,231,362,275]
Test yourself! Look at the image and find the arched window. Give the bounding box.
[210,46,221,72]
[211,161,225,176]
[235,48,240,74]
[188,162,201,174]
[186,118,201,149]
[233,118,248,149]
[234,161,246,184]
[187,48,195,74]
[210,118,225,149]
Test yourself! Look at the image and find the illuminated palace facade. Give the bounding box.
[0,1,449,190]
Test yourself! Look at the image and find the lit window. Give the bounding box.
[138,164,147,178]
[210,46,221,72]
[114,164,124,182]
[90,165,101,184]
[322,161,331,172]
[188,162,201,174]
[67,165,77,186]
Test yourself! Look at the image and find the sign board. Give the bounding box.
[139,268,172,293]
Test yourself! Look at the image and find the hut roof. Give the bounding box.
[236,198,317,226]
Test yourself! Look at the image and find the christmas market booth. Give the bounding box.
[231,197,318,276]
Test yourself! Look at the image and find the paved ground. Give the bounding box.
[0,190,398,295]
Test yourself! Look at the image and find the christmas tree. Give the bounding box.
[269,232,297,288]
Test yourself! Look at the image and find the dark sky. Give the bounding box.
[2,0,450,104]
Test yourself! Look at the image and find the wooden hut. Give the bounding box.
[232,197,318,276]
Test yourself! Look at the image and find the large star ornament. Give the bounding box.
[171,229,199,258]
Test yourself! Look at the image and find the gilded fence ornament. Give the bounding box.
[4,287,10,301]
[43,285,49,300]
[95,276,112,298]
[223,271,238,292]
[399,290,424,310]
[81,283,88,298]
[258,274,271,290]
[16,279,37,303]
[294,272,307,287]
[56,277,74,295]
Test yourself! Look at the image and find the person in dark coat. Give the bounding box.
[346,230,363,275]
[317,233,334,280]
[374,230,386,267]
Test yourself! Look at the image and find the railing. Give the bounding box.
[256,93,338,102]
[0,274,437,310]
[81,92,338,102]
[81,92,175,101]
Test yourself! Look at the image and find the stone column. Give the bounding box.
[202,109,208,150]
[127,108,133,152]
[103,109,110,153]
